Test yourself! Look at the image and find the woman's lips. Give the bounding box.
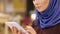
[37,6,42,9]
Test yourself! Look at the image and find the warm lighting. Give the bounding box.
[31,14,36,20]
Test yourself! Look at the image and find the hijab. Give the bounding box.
[34,0,60,28]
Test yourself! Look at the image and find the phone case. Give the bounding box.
[5,22,29,34]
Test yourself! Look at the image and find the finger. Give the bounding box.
[11,27,14,33]
[11,28,13,32]
[26,30,32,34]
[25,26,36,34]
[26,30,36,34]
[18,30,21,34]
[12,26,18,34]
[26,26,32,29]
[25,26,32,30]
[13,27,18,32]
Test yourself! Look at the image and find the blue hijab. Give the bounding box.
[34,0,60,28]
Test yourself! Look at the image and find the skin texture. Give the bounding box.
[33,0,50,12]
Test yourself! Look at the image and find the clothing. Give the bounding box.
[32,23,60,34]
[35,0,60,28]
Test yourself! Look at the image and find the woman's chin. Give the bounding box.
[37,9,45,12]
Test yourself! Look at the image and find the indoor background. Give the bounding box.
[0,0,36,34]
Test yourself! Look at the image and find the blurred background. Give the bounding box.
[0,0,36,34]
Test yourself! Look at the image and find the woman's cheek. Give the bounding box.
[33,2,36,7]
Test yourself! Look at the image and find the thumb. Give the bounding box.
[18,30,22,34]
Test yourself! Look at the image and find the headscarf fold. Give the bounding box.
[35,0,60,28]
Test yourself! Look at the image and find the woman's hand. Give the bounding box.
[11,26,37,34]
[25,26,37,34]
[11,26,22,34]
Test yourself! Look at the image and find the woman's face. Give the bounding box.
[33,0,50,12]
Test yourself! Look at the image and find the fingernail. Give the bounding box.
[12,26,15,28]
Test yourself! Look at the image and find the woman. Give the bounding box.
[11,0,60,34]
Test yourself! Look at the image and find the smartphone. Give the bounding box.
[5,22,29,34]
